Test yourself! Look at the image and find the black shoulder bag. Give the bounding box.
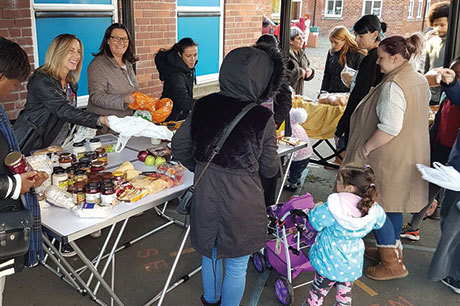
[176,103,257,215]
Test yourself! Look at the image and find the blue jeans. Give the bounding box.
[287,158,310,185]
[373,213,403,246]
[202,247,250,306]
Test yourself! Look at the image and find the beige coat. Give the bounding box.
[87,55,139,118]
[342,62,430,213]
[288,49,314,95]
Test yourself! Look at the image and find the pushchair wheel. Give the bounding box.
[253,251,266,273]
[274,276,294,305]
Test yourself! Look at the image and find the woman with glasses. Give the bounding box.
[14,34,109,156]
[288,27,315,95]
[155,37,198,121]
[87,23,139,134]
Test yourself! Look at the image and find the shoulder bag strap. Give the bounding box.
[193,102,257,186]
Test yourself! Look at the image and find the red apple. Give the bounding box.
[137,150,149,162]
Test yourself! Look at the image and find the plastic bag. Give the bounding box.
[129,92,173,123]
[72,203,112,219]
[340,64,357,88]
[45,186,75,209]
[416,162,460,191]
[108,116,174,152]
[26,154,53,195]
[62,125,97,148]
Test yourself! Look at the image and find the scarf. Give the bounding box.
[0,106,44,266]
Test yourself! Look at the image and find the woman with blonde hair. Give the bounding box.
[14,33,110,156]
[321,26,365,93]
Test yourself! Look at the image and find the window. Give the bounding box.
[416,0,423,18]
[271,0,303,21]
[408,0,414,19]
[426,0,431,15]
[325,0,343,17]
[363,0,382,17]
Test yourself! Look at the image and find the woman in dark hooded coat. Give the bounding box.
[155,38,198,122]
[172,46,285,305]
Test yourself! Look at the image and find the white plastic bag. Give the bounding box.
[340,64,357,88]
[72,203,112,219]
[45,186,75,209]
[26,154,53,194]
[108,116,174,152]
[416,162,460,191]
[62,125,97,147]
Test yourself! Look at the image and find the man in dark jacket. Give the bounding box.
[0,37,48,304]
[155,38,197,122]
[171,46,283,305]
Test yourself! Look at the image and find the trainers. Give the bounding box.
[400,223,420,241]
[60,244,76,257]
[441,277,460,294]
[283,182,298,192]
[90,230,102,238]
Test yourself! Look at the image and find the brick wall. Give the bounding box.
[0,0,34,120]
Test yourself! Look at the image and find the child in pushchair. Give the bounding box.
[252,192,318,305]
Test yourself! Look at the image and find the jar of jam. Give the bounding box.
[4,151,32,174]
[72,141,86,160]
[113,170,125,187]
[85,182,100,204]
[101,183,116,206]
[74,169,88,184]
[100,172,113,181]
[73,182,86,205]
[65,167,75,187]
[52,168,68,191]
[88,172,101,184]
[85,151,98,163]
[79,161,91,174]
[89,138,102,151]
[58,152,73,169]
[96,147,108,165]
[91,161,105,174]
[79,156,91,165]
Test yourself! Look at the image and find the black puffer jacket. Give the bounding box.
[155,50,195,121]
[321,50,364,93]
[13,71,101,155]
[172,47,284,258]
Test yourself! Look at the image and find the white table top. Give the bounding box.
[41,160,192,243]
[277,141,307,157]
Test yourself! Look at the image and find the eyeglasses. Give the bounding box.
[110,36,129,43]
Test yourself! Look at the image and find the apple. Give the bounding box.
[155,156,166,166]
[138,150,149,162]
[145,155,156,166]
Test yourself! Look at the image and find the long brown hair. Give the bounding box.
[329,26,364,67]
[379,33,425,61]
[338,165,378,216]
[93,23,138,63]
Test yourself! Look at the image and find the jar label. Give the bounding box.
[73,193,85,204]
[86,192,101,204]
[57,180,68,190]
[101,193,115,206]
[59,162,72,169]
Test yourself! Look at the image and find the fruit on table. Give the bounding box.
[138,150,149,162]
[145,155,156,166]
[155,157,166,166]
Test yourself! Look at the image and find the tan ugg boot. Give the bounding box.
[365,246,408,281]
[365,240,403,263]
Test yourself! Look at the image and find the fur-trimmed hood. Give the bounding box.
[219,46,285,103]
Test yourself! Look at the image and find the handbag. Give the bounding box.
[0,209,33,260]
[176,103,257,215]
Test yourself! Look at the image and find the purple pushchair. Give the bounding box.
[253,193,317,305]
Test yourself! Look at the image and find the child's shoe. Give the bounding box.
[283,182,298,192]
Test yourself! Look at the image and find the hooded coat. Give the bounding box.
[155,49,196,121]
[171,46,284,258]
[309,193,386,282]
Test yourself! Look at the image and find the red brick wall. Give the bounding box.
[0,0,34,120]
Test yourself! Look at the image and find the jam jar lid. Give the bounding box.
[75,169,86,176]
[59,152,72,158]
[95,147,106,154]
[86,182,100,190]
[72,141,85,147]
[53,168,66,175]
[113,170,124,177]
[4,151,22,167]
[89,138,101,143]
[53,166,65,173]
[91,161,105,168]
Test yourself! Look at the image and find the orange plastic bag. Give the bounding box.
[129,92,173,123]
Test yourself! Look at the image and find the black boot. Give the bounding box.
[201,295,221,306]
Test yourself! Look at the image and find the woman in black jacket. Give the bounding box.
[171,46,283,305]
[14,34,110,155]
[155,38,198,122]
[321,26,365,93]
[335,15,387,147]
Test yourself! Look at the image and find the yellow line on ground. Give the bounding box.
[355,279,378,296]
[169,247,195,257]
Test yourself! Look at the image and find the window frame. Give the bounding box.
[324,0,343,17]
[408,0,414,19]
[362,0,383,17]
[416,0,423,18]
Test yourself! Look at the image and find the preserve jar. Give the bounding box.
[58,153,73,169]
[65,167,75,187]
[89,138,102,151]
[72,141,86,160]
[74,169,88,184]
[113,170,125,186]
[85,151,98,163]
[101,183,116,206]
[4,151,31,174]
[100,172,113,181]
[96,147,108,165]
[72,182,86,205]
[52,168,68,191]
[91,161,105,174]
[85,182,100,204]
[87,172,101,184]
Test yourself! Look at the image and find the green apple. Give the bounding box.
[145,155,156,166]
[155,156,166,166]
